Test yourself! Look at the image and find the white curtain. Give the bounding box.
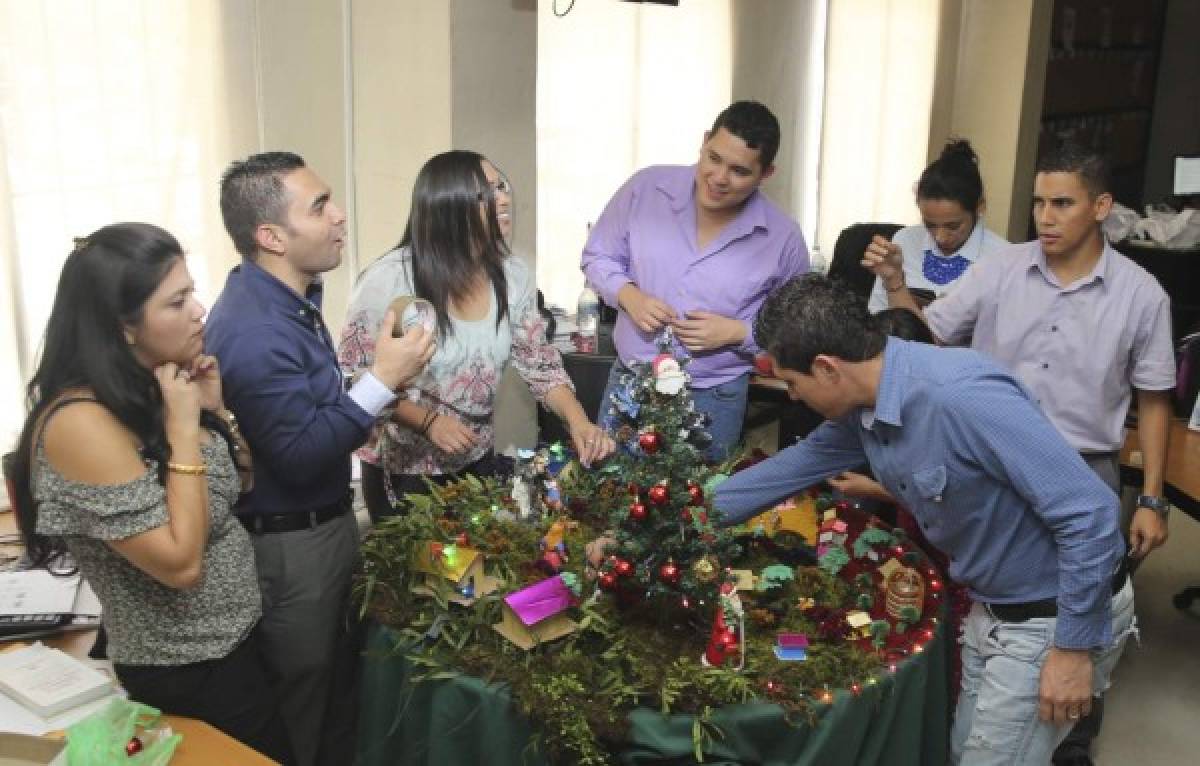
[817,0,941,258]
[0,0,260,451]
[535,0,735,311]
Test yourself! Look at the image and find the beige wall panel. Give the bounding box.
[451,0,539,452]
[947,0,1051,242]
[352,0,453,270]
[254,0,353,334]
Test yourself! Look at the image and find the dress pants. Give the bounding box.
[248,511,363,766]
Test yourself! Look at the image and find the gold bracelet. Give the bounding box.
[167,462,207,476]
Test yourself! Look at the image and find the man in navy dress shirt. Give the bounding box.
[206,151,433,765]
[714,275,1134,765]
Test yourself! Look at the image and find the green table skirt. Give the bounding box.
[356,614,949,766]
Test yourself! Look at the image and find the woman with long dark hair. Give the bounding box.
[338,150,615,520]
[11,223,292,764]
[866,139,1009,313]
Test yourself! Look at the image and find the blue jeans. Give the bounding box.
[950,580,1136,765]
[598,360,749,462]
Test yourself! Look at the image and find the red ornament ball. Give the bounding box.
[687,483,704,504]
[598,572,619,591]
[648,484,670,506]
[638,431,662,454]
[125,737,144,756]
[659,559,681,585]
[628,502,648,521]
[614,558,634,577]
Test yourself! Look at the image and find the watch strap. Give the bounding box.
[1136,494,1170,516]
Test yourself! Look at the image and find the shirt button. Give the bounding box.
[1041,363,1049,369]
[1051,325,1058,332]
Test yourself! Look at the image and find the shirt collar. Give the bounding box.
[1028,238,1113,290]
[656,164,770,233]
[861,337,906,430]
[239,257,325,312]
[924,220,985,261]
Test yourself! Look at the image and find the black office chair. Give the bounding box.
[826,222,904,304]
[538,345,616,446]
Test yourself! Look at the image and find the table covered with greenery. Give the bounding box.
[352,342,951,765]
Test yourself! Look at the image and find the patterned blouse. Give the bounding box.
[338,247,572,476]
[34,428,261,666]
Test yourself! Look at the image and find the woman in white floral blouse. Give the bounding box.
[338,150,615,520]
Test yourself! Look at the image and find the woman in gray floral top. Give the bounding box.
[10,224,292,764]
[338,151,615,519]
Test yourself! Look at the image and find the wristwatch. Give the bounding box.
[1136,494,1171,517]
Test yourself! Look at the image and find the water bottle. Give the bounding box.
[576,285,599,353]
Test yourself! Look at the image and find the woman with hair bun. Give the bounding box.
[866,139,1008,313]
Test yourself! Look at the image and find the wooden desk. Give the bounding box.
[1120,419,1200,521]
[0,511,278,765]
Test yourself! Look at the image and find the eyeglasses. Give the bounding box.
[478,177,513,200]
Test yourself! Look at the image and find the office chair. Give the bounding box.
[826,222,904,303]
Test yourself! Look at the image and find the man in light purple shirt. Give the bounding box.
[582,101,809,459]
[866,142,1175,765]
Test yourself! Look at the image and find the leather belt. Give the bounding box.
[985,558,1129,622]
[237,492,352,536]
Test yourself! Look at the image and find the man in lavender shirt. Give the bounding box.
[582,101,809,459]
[866,142,1175,766]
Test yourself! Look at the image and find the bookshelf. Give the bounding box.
[1038,0,1167,211]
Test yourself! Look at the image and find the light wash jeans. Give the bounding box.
[950,579,1136,765]
[598,360,749,462]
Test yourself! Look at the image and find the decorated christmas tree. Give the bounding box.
[587,331,743,613]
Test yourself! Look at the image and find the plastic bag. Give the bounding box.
[66,699,181,765]
[1103,201,1141,243]
[1132,206,1200,249]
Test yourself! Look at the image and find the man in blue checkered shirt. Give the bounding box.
[715,275,1134,765]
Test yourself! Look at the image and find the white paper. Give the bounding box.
[1174,156,1200,196]
[0,572,79,616]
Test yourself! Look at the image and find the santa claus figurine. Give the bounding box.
[651,354,687,396]
[701,581,744,668]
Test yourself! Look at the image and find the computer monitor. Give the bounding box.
[1174,155,1200,196]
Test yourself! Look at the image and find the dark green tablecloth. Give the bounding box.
[355,612,949,766]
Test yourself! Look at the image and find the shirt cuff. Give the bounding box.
[1053,609,1111,650]
[348,371,398,416]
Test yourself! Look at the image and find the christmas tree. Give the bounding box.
[586,331,743,613]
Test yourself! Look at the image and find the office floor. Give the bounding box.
[1094,512,1200,765]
